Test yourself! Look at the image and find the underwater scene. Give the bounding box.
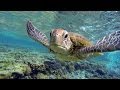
[0,11,120,79]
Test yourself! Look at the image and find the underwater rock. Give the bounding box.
[0,59,120,79]
[49,75,56,79]
[74,62,89,70]
[28,62,46,76]
[28,60,120,79]
[44,60,66,75]
[65,62,75,73]
[26,61,65,79]
[74,61,100,71]
[95,69,105,76]
[36,73,49,79]
[14,53,27,60]
[44,60,62,70]
[70,61,120,79]
[0,61,31,79]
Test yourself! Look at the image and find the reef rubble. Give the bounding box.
[0,60,120,79]
[0,45,120,79]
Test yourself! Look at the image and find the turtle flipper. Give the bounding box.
[26,21,49,47]
[78,30,120,54]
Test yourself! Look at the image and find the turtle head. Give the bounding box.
[50,29,73,54]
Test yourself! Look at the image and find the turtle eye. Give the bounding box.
[64,34,68,39]
[50,32,52,37]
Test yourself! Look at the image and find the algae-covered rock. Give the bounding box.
[27,60,68,79]
[0,61,31,79]
[36,73,49,79]
[0,59,120,79]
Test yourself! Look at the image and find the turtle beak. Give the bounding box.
[50,35,62,46]
[57,45,67,50]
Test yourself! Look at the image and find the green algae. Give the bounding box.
[0,44,120,79]
[0,61,31,79]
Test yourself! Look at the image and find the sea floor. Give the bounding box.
[0,44,120,79]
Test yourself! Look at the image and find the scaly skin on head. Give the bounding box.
[49,29,73,54]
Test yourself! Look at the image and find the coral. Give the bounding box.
[0,61,31,79]
[27,60,67,79]
[0,59,120,79]
[36,73,49,79]
[0,44,120,79]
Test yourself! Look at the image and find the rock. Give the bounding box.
[65,63,74,73]
[28,62,46,75]
[0,61,31,79]
[95,69,105,76]
[74,62,81,70]
[36,73,49,79]
[44,60,65,75]
[49,75,56,79]
[27,61,67,79]
[44,60,62,70]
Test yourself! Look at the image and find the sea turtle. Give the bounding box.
[26,21,120,61]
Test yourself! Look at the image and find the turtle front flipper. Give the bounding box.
[26,21,49,48]
[77,30,120,54]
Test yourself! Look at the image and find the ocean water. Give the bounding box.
[0,11,120,79]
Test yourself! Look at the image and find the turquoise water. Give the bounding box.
[0,11,120,78]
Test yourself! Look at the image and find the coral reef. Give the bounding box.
[0,61,31,79]
[0,45,120,79]
[1,60,120,79]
